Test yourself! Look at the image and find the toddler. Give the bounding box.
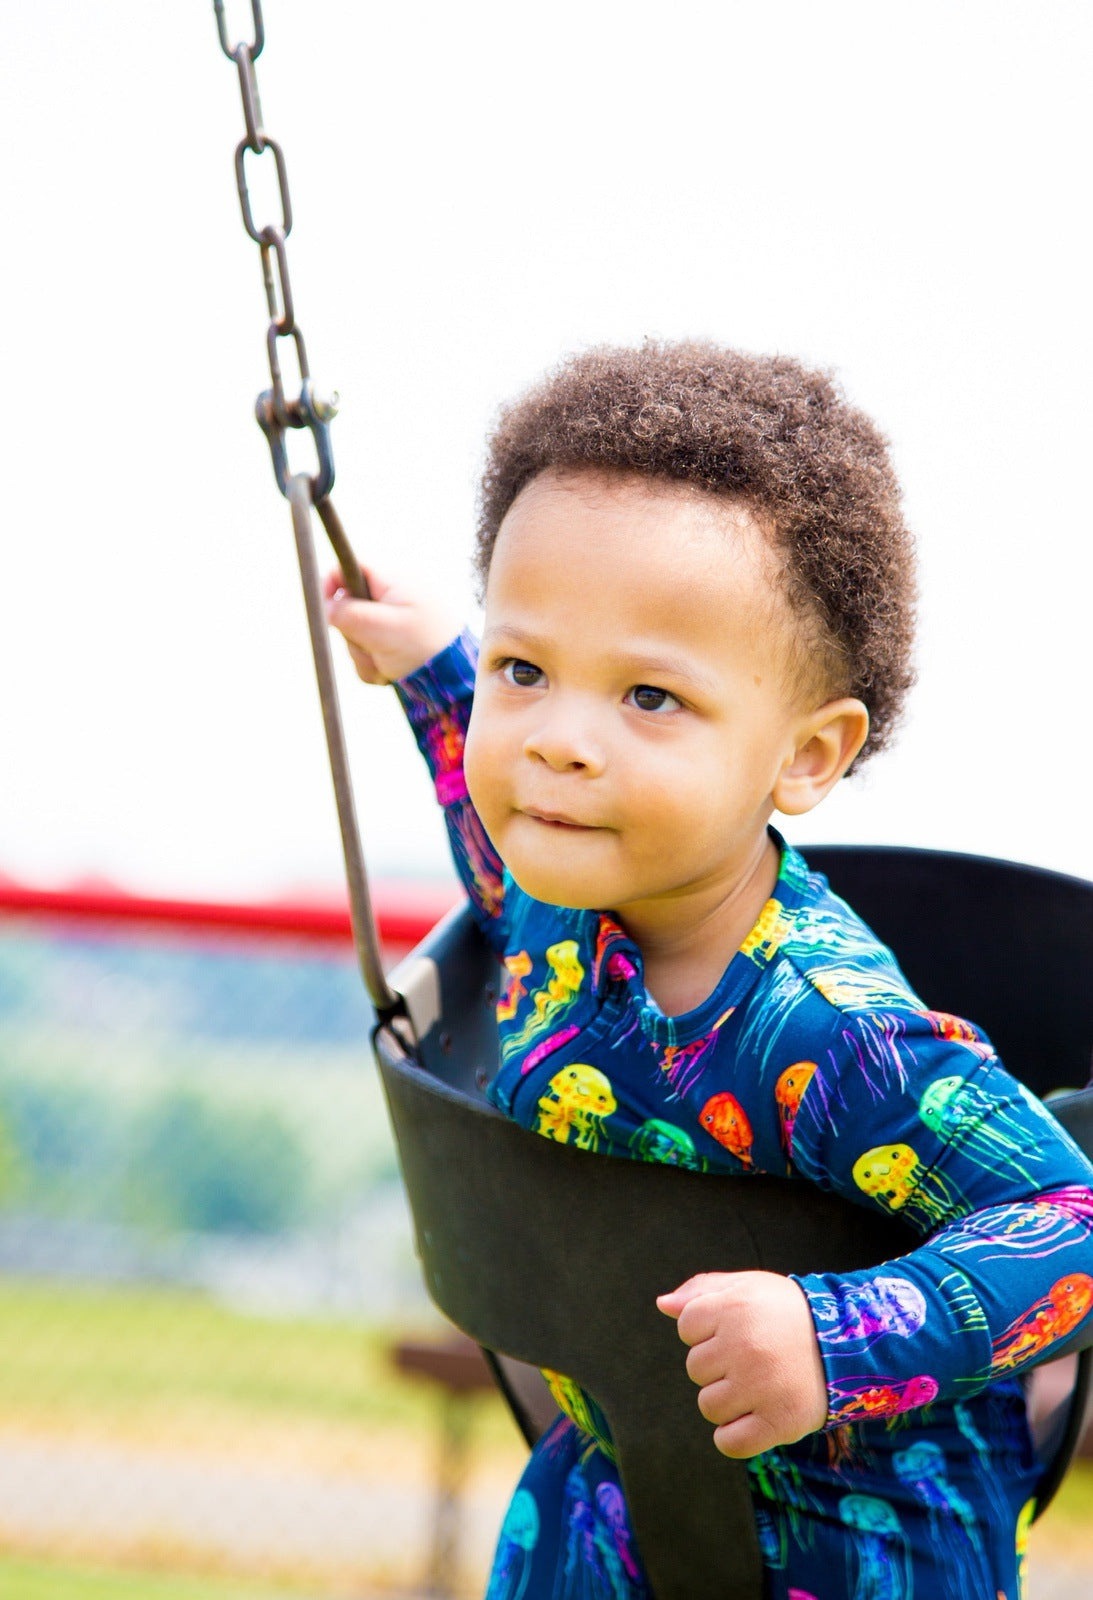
[327,341,1093,1599]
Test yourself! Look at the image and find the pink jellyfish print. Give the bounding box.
[658,1024,725,1095]
[828,1372,939,1425]
[594,1482,643,1588]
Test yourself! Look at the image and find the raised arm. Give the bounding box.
[327,569,507,944]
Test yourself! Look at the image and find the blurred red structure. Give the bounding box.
[0,877,460,966]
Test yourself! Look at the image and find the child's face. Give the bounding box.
[464,469,821,935]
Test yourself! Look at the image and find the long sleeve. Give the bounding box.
[395,630,508,950]
[787,1007,1093,1425]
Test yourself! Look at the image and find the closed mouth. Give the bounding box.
[522,808,597,830]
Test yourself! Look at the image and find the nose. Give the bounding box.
[523,696,606,775]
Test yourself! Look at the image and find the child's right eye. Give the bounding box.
[501,659,543,689]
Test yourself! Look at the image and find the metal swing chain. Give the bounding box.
[213,0,401,1021]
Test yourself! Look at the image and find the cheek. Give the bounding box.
[624,748,714,830]
[463,707,509,818]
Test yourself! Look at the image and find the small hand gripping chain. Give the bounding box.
[212,0,400,1021]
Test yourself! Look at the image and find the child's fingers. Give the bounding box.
[712,1414,779,1461]
[344,641,389,686]
[656,1272,734,1324]
[696,1375,739,1426]
[323,562,388,602]
[327,594,423,655]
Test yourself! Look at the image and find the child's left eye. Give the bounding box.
[627,685,680,714]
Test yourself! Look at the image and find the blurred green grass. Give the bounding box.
[0,1559,309,1600]
[0,1276,519,1450]
[1,1275,1089,1593]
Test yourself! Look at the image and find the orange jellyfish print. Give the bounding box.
[991,1272,1093,1371]
[922,1010,995,1063]
[699,1091,754,1169]
[774,1061,817,1155]
[496,950,533,1022]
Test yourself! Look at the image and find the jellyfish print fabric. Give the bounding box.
[397,635,1093,1599]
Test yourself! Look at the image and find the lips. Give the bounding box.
[522,807,597,830]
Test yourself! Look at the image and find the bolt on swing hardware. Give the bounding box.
[212,0,401,1023]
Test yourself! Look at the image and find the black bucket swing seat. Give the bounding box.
[375,845,1093,1600]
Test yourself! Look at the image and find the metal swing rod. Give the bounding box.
[213,0,401,1021]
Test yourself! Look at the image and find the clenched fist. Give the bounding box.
[657,1270,828,1459]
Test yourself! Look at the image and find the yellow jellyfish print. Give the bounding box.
[853,1144,919,1210]
[699,1091,754,1169]
[541,1367,615,1456]
[502,940,585,1061]
[536,1063,617,1151]
[496,950,533,1022]
[852,1142,966,1227]
[774,1061,817,1156]
[740,898,796,964]
[1014,1495,1035,1599]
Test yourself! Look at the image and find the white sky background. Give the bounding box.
[0,1,1090,900]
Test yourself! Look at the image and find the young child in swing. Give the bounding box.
[326,340,1093,1600]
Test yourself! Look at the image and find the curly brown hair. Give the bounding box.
[475,340,916,766]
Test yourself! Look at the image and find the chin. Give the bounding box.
[504,859,607,912]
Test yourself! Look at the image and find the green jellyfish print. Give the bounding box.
[918,1075,1039,1184]
[747,1447,823,1551]
[628,1118,702,1168]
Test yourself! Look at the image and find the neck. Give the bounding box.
[620,833,781,1018]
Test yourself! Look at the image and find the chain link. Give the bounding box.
[213,0,336,500]
[211,1,399,1021]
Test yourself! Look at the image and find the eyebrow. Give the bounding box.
[482,626,719,693]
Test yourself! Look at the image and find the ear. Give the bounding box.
[772,698,870,817]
